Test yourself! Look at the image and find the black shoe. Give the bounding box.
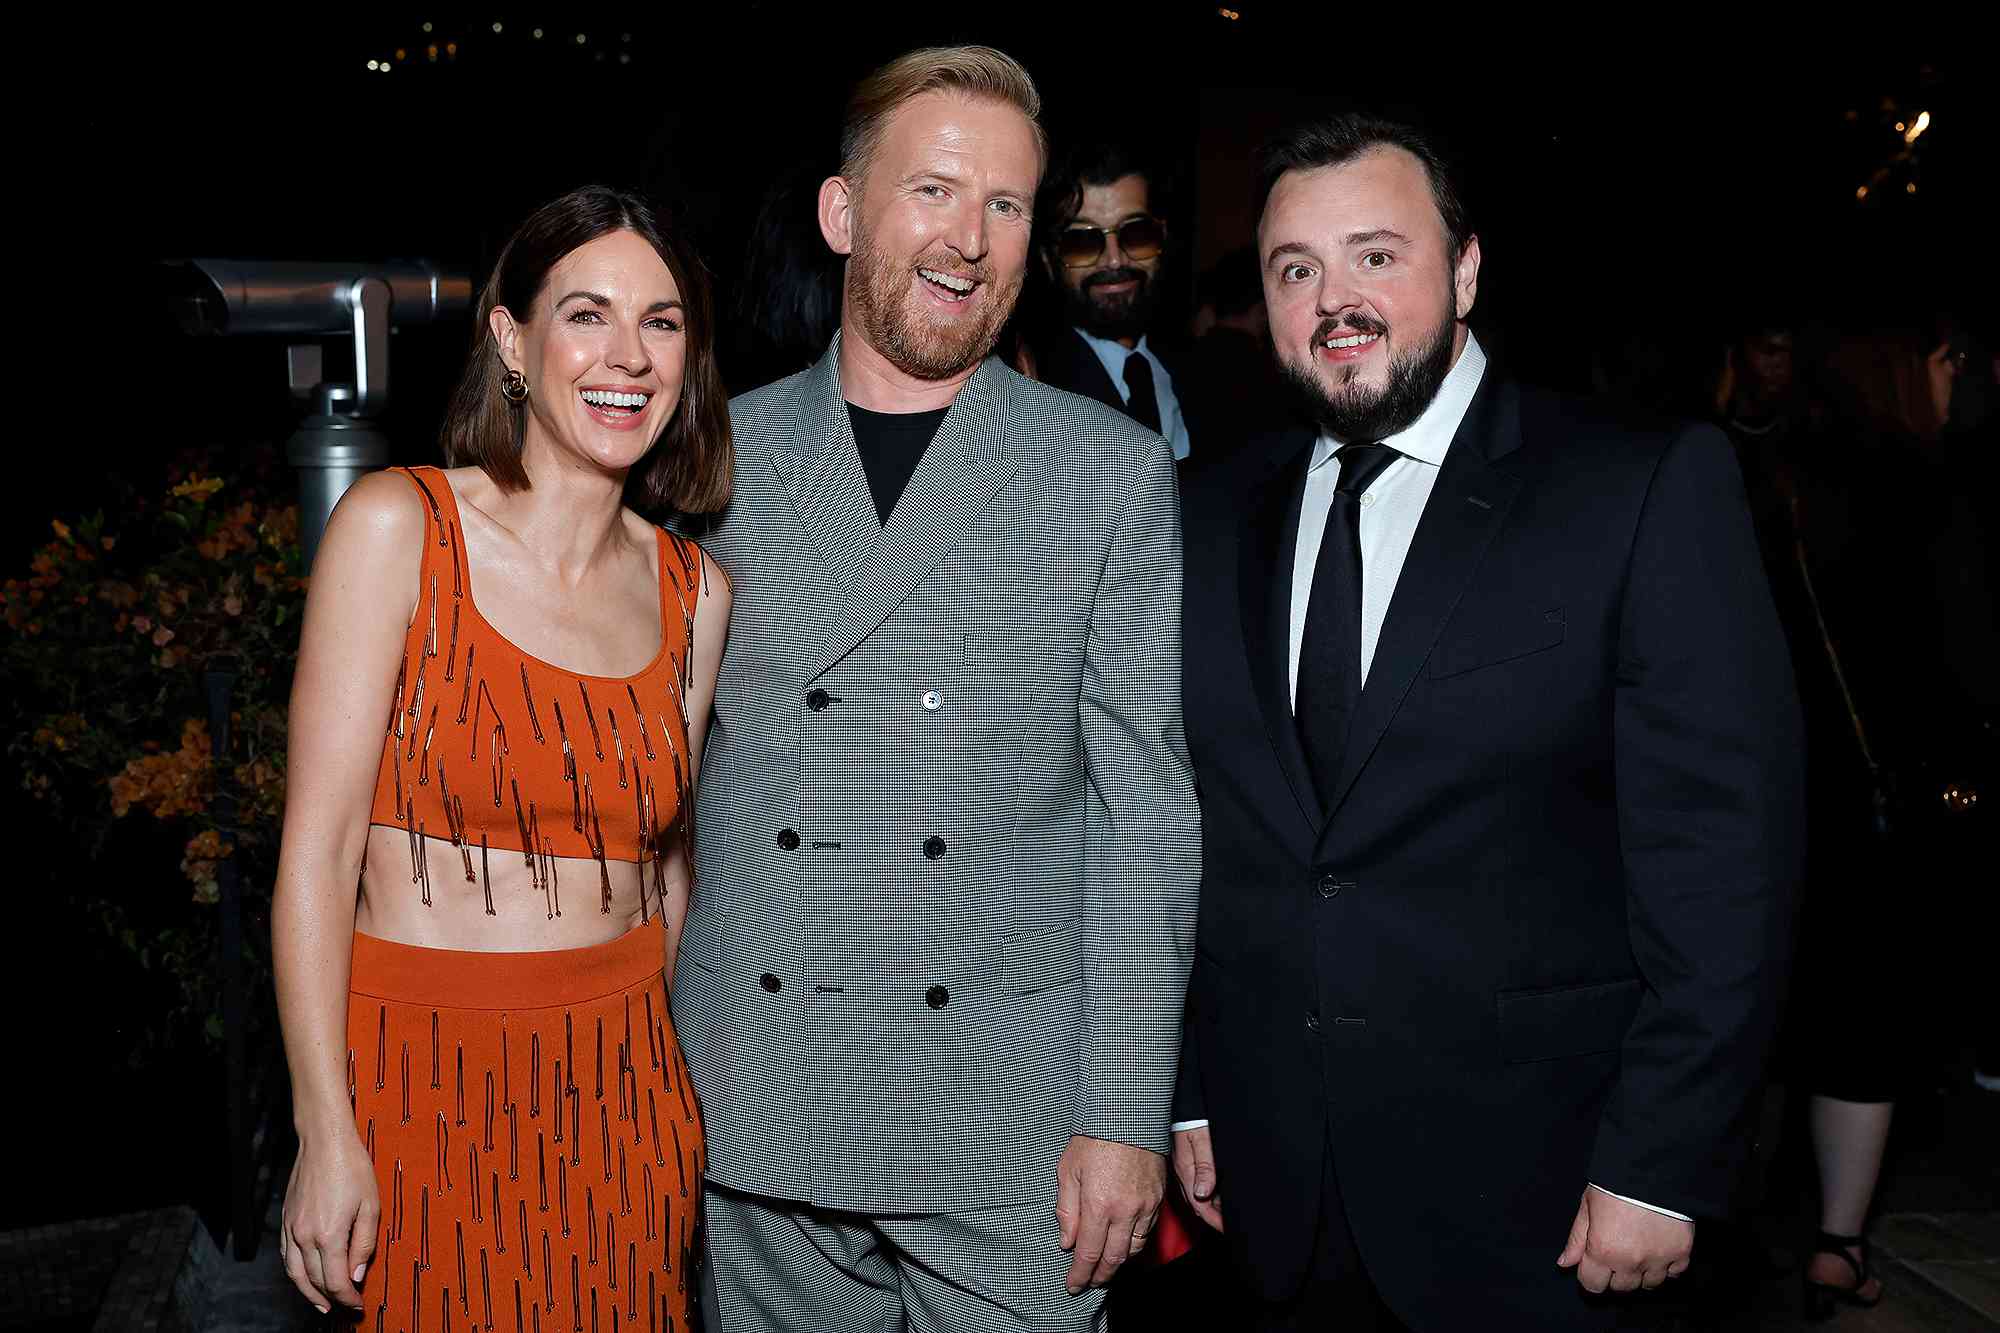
[1803,1229,1883,1321]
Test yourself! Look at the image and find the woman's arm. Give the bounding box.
[270,471,424,1312]
[658,545,730,984]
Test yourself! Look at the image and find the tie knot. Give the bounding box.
[1333,443,1397,497]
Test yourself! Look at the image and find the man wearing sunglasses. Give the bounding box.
[1029,140,1193,461]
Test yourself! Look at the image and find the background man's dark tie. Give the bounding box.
[1295,442,1400,810]
[1122,351,1163,434]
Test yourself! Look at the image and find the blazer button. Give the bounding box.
[925,985,949,1009]
[761,974,782,992]
[921,690,943,711]
[923,836,947,860]
[1305,1011,1321,1033]
[777,829,800,851]
[807,689,830,712]
[1316,873,1342,899]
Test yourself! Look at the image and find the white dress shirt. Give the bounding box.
[1286,335,1487,703]
[1174,332,1689,1224]
[1074,327,1192,461]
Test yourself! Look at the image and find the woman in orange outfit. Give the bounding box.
[272,185,731,1330]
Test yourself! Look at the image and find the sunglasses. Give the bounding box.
[1056,214,1168,268]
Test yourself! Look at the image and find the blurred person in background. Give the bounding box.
[1769,324,1991,1320]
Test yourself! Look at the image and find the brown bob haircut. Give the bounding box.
[442,185,732,515]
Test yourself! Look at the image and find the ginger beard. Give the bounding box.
[845,207,1021,382]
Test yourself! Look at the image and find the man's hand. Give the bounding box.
[1055,1135,1166,1293]
[1170,1125,1224,1232]
[1557,1188,1694,1292]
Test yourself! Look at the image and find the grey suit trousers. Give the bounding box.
[703,1183,1107,1333]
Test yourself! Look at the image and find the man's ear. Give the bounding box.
[818,175,857,258]
[1454,234,1481,322]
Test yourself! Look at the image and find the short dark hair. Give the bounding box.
[442,185,733,515]
[1256,114,1470,259]
[1037,137,1168,245]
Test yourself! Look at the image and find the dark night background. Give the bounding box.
[51,8,1985,570]
[8,8,1994,1320]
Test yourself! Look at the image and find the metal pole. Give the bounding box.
[205,663,256,1260]
[286,384,390,570]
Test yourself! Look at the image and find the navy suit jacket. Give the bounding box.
[1177,367,1803,1329]
[1033,324,1187,433]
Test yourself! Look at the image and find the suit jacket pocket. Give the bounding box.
[1005,921,1084,995]
[1428,606,1566,679]
[1497,976,1641,1064]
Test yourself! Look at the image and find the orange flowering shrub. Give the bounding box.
[110,719,214,820]
[4,459,306,1049]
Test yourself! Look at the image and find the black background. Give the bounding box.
[51,7,1985,568]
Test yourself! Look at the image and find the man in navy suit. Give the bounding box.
[1173,113,1803,1331]
[1027,139,1194,462]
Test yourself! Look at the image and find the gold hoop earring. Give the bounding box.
[500,369,529,403]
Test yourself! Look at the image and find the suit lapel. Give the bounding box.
[1041,326,1124,413]
[772,337,880,603]
[1065,328,1126,412]
[812,354,1024,679]
[1316,374,1524,838]
[1236,430,1323,836]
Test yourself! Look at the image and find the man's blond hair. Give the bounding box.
[839,45,1046,186]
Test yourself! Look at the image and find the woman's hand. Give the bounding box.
[279,1127,379,1312]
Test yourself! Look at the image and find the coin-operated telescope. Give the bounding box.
[163,259,472,566]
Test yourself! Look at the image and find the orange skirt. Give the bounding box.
[345,918,702,1332]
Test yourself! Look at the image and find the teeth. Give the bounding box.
[1323,333,1380,350]
[580,389,649,408]
[919,268,974,294]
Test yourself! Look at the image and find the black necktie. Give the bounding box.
[1121,351,1163,434]
[1295,442,1400,809]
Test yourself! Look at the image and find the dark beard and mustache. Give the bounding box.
[845,220,1020,381]
[1281,309,1457,443]
[1064,266,1157,342]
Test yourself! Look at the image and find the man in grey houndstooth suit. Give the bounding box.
[675,46,1201,1333]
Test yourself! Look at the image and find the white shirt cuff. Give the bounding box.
[1589,1183,1693,1222]
[1170,1119,1210,1133]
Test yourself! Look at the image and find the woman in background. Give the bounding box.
[1770,327,1986,1319]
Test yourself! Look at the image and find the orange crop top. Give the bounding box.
[367,467,703,916]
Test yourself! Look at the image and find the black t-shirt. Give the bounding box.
[846,402,949,525]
